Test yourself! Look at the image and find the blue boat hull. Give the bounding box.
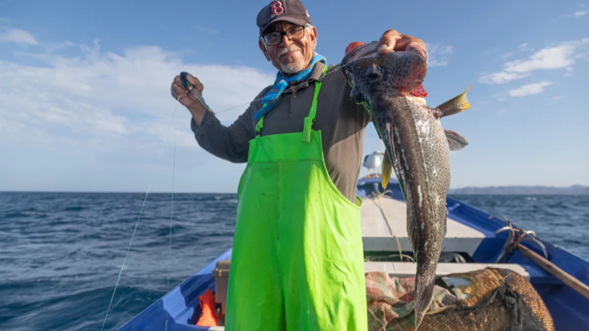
[119,177,589,330]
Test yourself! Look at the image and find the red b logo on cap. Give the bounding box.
[271,1,284,15]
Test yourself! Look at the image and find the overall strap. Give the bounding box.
[256,66,329,139]
[302,73,323,142]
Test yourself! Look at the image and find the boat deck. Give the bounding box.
[361,195,486,255]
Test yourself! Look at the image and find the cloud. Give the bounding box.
[508,81,553,97]
[505,48,573,72]
[480,38,589,84]
[519,42,534,52]
[0,27,38,44]
[425,43,453,67]
[552,4,588,21]
[479,72,530,84]
[0,29,275,151]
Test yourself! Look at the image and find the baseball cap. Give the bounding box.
[256,0,312,36]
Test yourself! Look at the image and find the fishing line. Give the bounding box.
[187,62,351,115]
[101,97,181,331]
[165,100,177,331]
[102,61,352,329]
[180,63,355,236]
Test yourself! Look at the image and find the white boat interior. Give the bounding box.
[361,195,486,256]
[360,193,527,278]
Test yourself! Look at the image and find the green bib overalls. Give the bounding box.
[225,68,368,330]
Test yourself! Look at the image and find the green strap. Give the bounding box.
[256,66,329,138]
[255,116,264,133]
[303,66,329,142]
[302,81,322,142]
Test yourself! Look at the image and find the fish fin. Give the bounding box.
[435,86,471,119]
[445,130,469,151]
[381,152,393,189]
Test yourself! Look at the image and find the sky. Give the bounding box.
[1,0,588,193]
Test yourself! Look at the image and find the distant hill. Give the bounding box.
[448,185,589,195]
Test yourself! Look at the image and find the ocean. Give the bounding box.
[0,192,587,330]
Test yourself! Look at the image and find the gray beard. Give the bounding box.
[280,60,305,74]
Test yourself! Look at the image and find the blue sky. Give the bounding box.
[1,0,588,193]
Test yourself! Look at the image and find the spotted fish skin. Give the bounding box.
[341,41,470,330]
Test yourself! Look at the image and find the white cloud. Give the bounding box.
[509,81,553,97]
[480,38,589,84]
[0,27,38,44]
[0,29,275,151]
[479,72,530,84]
[519,42,534,52]
[425,42,454,67]
[505,46,576,72]
[574,10,587,17]
[0,27,280,192]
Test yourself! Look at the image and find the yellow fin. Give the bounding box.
[381,153,393,189]
[435,86,471,118]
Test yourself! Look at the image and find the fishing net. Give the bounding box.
[366,267,554,331]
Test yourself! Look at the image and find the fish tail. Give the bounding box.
[435,86,471,119]
[414,265,436,330]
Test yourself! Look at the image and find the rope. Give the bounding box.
[362,189,410,262]
[492,216,548,263]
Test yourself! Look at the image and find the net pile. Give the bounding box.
[366,267,554,331]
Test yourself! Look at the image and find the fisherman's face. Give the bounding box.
[259,22,317,76]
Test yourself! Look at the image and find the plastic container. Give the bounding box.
[212,259,231,325]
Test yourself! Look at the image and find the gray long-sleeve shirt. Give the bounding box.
[190,62,372,203]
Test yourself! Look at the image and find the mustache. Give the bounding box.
[277,46,302,56]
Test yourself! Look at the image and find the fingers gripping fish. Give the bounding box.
[341,41,471,330]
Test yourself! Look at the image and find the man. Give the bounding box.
[170,1,425,329]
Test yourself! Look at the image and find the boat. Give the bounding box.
[118,160,589,331]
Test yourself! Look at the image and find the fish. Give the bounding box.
[341,40,471,329]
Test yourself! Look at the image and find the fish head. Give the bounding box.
[341,40,428,104]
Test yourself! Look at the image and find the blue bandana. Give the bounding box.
[253,54,326,120]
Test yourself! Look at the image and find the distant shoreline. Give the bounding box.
[448,185,589,195]
[2,185,589,195]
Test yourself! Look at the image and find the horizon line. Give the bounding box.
[1,183,588,195]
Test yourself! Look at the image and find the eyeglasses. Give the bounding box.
[261,25,309,46]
